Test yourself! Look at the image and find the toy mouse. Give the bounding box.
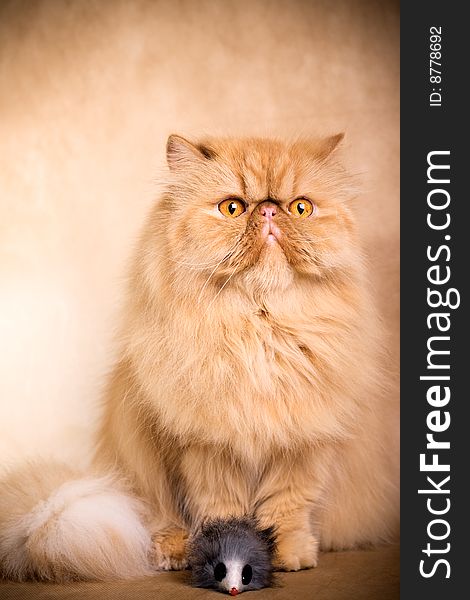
[187,516,277,595]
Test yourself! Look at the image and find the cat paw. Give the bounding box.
[152,527,189,571]
[274,532,319,571]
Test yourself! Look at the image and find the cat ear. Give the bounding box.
[318,132,345,159]
[166,135,214,171]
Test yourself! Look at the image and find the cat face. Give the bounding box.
[161,135,358,293]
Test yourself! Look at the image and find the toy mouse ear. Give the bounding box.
[257,525,277,554]
[166,134,215,171]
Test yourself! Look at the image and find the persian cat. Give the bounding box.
[0,134,398,581]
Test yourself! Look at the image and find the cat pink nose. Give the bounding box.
[260,205,277,219]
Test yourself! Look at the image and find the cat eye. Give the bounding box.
[242,564,253,585]
[288,198,315,218]
[218,198,246,218]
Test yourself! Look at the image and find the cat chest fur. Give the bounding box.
[135,305,355,456]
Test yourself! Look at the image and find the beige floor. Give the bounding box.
[0,545,399,600]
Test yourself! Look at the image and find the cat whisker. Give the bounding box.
[148,250,236,271]
[197,255,233,303]
[171,256,230,270]
[196,237,243,304]
[200,262,240,322]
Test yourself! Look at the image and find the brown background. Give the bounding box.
[0,0,399,470]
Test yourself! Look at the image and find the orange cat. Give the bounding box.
[0,134,399,581]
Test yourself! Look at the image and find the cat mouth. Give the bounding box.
[261,222,282,245]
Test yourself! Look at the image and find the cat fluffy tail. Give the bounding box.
[0,462,154,581]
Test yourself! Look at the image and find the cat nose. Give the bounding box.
[259,203,277,219]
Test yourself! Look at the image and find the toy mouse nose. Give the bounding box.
[229,588,239,596]
[259,201,277,219]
